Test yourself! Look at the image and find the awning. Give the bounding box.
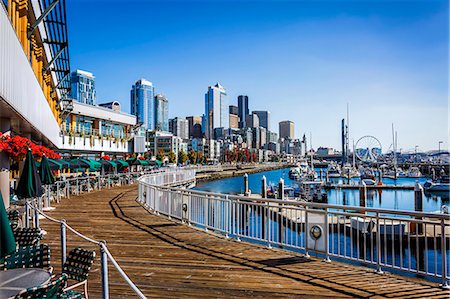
[115,160,129,168]
[150,160,162,166]
[128,158,149,166]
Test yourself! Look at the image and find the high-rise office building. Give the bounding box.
[229,105,239,129]
[186,116,202,138]
[245,113,259,128]
[70,69,96,105]
[154,94,169,131]
[279,120,295,139]
[130,79,155,130]
[253,111,270,131]
[204,83,228,139]
[237,95,249,128]
[169,117,189,140]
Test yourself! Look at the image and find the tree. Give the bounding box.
[237,150,244,163]
[197,151,205,164]
[168,151,177,163]
[178,149,187,165]
[156,149,165,162]
[188,150,197,164]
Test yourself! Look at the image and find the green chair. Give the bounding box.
[62,248,96,299]
[14,273,66,299]
[14,273,85,299]
[13,228,43,246]
[7,209,21,231]
[1,244,52,272]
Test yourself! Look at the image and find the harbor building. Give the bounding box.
[146,130,187,158]
[186,116,202,138]
[237,95,249,128]
[169,117,189,140]
[0,0,71,206]
[60,99,137,154]
[279,120,295,139]
[204,83,228,139]
[229,105,239,129]
[253,110,270,131]
[154,94,169,131]
[70,69,96,105]
[131,79,155,130]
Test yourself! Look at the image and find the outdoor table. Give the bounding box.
[0,268,51,299]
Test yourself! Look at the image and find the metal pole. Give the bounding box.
[441,219,449,289]
[34,201,39,229]
[376,212,383,274]
[100,242,110,299]
[60,220,67,269]
[324,208,331,262]
[25,200,30,228]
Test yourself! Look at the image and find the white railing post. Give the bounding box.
[376,212,383,274]
[60,220,67,269]
[100,242,109,299]
[441,218,449,289]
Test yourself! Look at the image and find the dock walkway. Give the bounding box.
[40,185,449,298]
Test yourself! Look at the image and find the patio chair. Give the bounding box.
[62,247,96,299]
[13,228,43,246]
[7,209,21,230]
[1,244,52,273]
[14,273,85,299]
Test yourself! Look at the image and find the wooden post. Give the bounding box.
[243,173,249,196]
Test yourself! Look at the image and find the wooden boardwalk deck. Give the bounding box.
[40,185,450,298]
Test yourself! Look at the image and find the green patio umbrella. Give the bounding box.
[115,159,129,171]
[0,192,16,258]
[39,156,55,185]
[16,150,43,199]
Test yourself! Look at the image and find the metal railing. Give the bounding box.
[137,170,450,289]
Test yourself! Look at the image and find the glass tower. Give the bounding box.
[154,94,169,131]
[238,95,249,128]
[204,83,228,139]
[70,69,96,105]
[130,79,155,130]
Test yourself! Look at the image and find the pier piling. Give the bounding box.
[261,176,267,198]
[244,173,250,196]
[359,181,366,208]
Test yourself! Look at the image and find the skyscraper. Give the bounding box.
[245,113,259,128]
[169,117,189,139]
[229,105,239,129]
[186,116,202,138]
[279,120,295,139]
[237,95,249,128]
[154,94,169,131]
[70,69,96,105]
[130,79,154,130]
[252,111,270,131]
[204,83,228,139]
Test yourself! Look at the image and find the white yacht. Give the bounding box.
[423,176,450,192]
[407,167,422,178]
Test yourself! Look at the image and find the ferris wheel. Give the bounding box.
[355,136,382,162]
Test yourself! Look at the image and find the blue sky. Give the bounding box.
[67,0,448,152]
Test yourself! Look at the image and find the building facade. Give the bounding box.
[229,105,239,129]
[253,110,270,131]
[204,83,228,139]
[186,116,202,138]
[169,117,189,140]
[154,94,169,131]
[279,120,295,139]
[130,79,154,130]
[70,69,96,105]
[237,95,249,129]
[246,113,259,128]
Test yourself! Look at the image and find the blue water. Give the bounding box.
[194,168,448,212]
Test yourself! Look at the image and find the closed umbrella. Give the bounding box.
[39,156,55,210]
[0,192,16,258]
[16,150,43,199]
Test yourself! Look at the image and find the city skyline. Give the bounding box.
[67,0,448,151]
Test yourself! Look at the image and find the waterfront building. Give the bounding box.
[279,120,295,139]
[60,100,136,154]
[154,94,169,131]
[131,79,155,130]
[169,117,189,140]
[204,83,228,139]
[237,95,249,128]
[252,111,270,131]
[229,105,239,129]
[245,113,259,129]
[0,0,70,206]
[186,116,203,138]
[70,69,96,105]
[146,131,185,158]
[317,147,337,157]
[259,127,267,149]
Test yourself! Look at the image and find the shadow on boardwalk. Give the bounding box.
[41,185,450,298]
